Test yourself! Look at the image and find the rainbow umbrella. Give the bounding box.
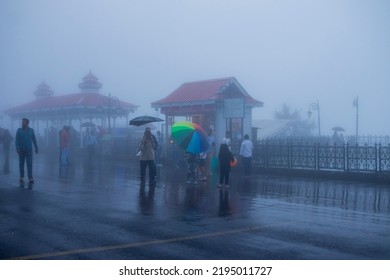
[171,122,209,154]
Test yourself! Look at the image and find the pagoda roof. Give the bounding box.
[79,71,102,92]
[152,77,263,108]
[34,81,54,98]
[82,71,99,82]
[6,92,138,116]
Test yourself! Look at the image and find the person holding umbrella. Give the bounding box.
[139,128,156,185]
[170,121,210,185]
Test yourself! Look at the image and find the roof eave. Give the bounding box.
[151,99,216,108]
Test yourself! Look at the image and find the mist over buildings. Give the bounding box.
[1,0,389,135]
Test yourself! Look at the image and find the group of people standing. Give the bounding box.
[13,117,254,189]
[15,119,72,183]
[183,129,254,189]
[14,121,161,186]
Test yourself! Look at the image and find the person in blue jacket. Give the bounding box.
[15,118,38,183]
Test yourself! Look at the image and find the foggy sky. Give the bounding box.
[1,0,389,135]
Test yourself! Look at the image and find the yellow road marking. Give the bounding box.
[10,223,288,260]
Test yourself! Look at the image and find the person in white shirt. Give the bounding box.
[222,131,232,151]
[239,134,253,176]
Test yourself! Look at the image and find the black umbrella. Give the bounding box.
[332,126,345,132]
[129,116,164,126]
[81,121,95,127]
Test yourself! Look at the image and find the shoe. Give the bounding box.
[217,184,222,188]
[19,177,24,183]
[29,178,34,184]
[225,184,230,188]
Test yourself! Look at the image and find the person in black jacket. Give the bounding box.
[15,118,38,183]
[218,143,235,188]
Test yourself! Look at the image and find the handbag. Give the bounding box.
[230,157,237,167]
[136,150,142,157]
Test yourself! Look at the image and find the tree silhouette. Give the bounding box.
[274,103,315,137]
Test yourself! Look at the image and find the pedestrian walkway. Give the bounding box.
[0,154,389,260]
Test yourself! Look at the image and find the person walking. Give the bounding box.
[239,134,254,176]
[139,129,156,185]
[60,126,70,165]
[15,118,38,184]
[217,143,235,188]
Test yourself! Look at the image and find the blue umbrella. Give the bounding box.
[171,122,209,154]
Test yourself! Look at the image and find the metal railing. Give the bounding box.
[88,136,390,175]
[250,139,390,173]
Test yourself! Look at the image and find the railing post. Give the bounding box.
[289,141,292,169]
[346,143,349,172]
[378,143,381,172]
[261,140,265,168]
[343,143,346,171]
[265,139,269,168]
[315,142,319,171]
[365,143,368,171]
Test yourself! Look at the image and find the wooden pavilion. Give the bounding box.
[151,77,263,145]
[6,72,138,142]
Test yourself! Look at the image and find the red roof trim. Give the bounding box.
[152,77,263,108]
[6,92,138,114]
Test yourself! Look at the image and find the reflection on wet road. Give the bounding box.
[0,154,389,259]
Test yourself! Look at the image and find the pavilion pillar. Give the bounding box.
[79,118,83,148]
[215,106,225,147]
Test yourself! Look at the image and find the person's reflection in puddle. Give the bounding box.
[218,189,230,216]
[139,182,155,215]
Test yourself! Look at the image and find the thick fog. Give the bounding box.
[1,0,389,135]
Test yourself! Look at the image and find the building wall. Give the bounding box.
[243,107,252,139]
[213,105,253,148]
[214,106,225,147]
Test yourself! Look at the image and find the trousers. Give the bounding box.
[19,149,33,179]
[219,163,231,185]
[140,160,156,184]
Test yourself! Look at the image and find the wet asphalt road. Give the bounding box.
[0,153,389,260]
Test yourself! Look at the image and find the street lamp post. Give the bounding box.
[108,92,111,134]
[307,100,321,137]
